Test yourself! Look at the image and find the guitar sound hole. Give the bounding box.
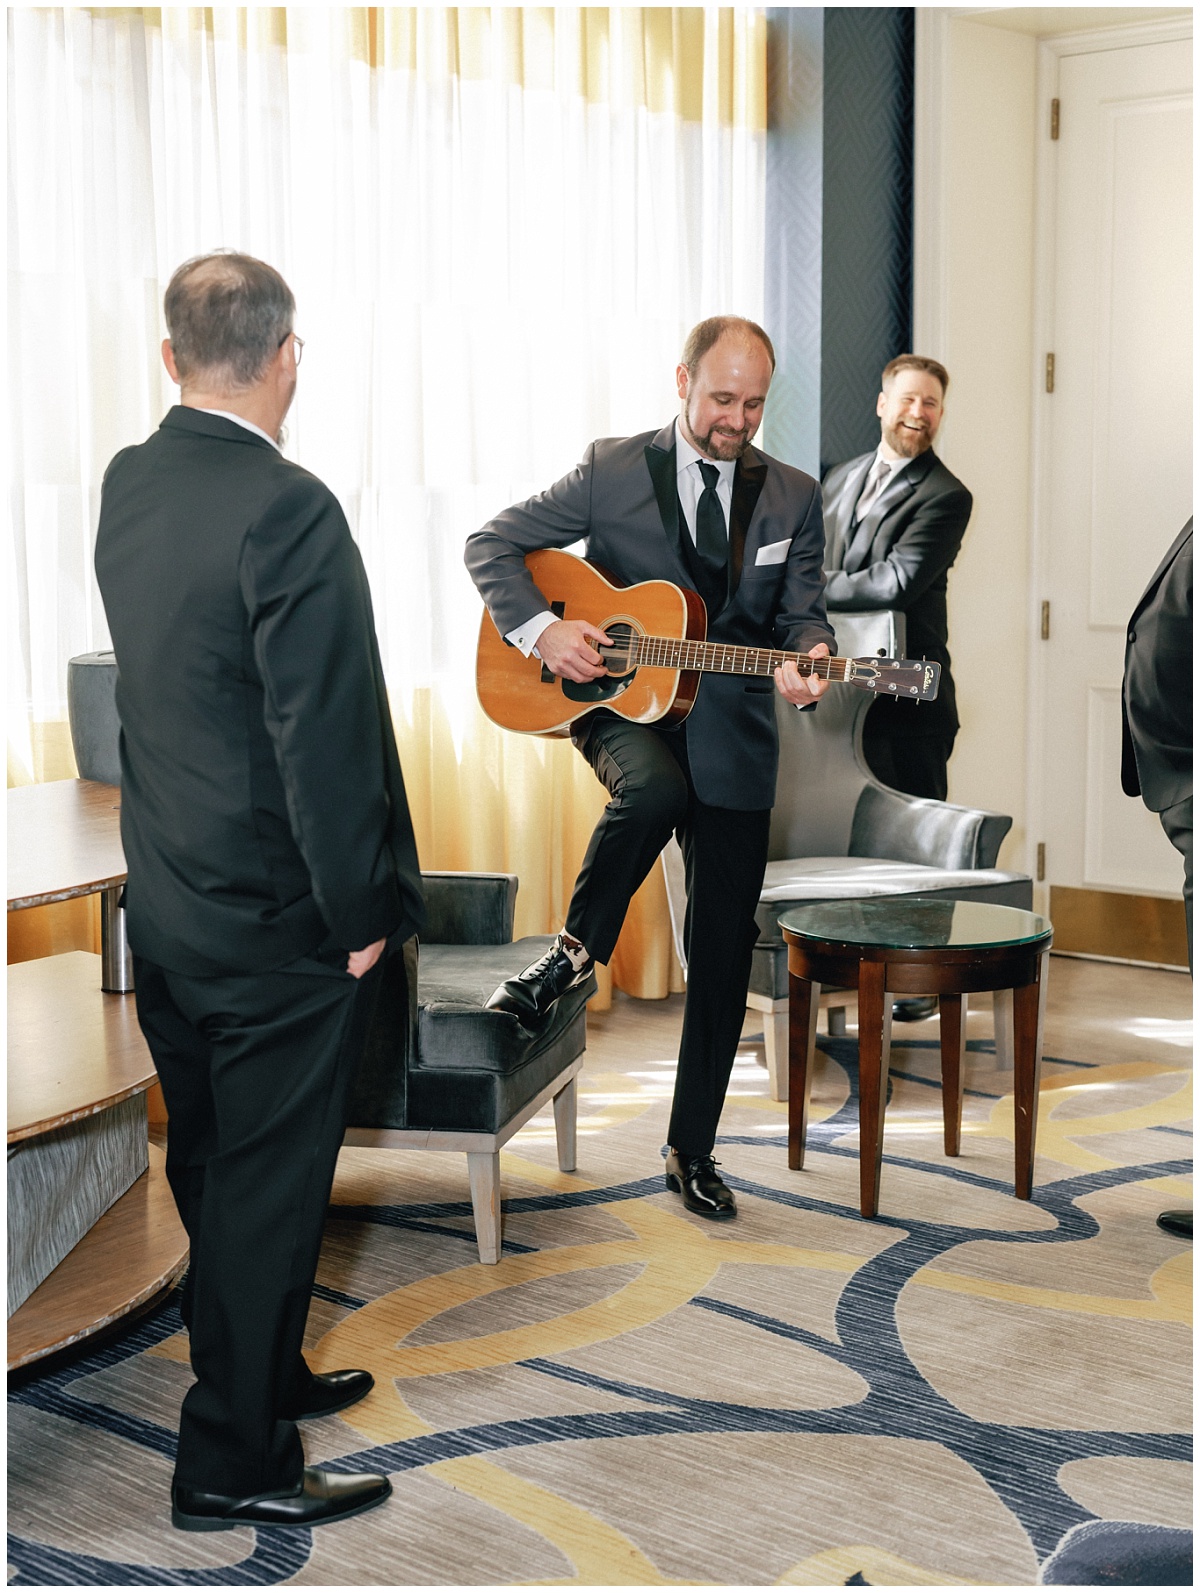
[597,622,637,677]
[562,622,639,706]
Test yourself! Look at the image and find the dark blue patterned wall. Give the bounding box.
[763,8,914,479]
[820,7,914,475]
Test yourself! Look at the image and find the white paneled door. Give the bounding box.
[1038,34,1191,900]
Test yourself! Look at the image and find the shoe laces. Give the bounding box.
[685,1153,720,1176]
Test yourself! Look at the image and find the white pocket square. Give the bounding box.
[754,538,791,566]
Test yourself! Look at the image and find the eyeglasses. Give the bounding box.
[279,331,305,366]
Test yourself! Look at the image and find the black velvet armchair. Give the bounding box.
[66,650,593,1264]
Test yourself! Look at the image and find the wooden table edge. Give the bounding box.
[9,874,127,912]
[8,1077,157,1146]
[6,1145,188,1372]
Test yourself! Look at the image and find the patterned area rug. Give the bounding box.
[8,981,1193,1586]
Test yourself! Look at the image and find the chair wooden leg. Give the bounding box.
[856,961,892,1218]
[553,1074,577,1172]
[938,992,967,1156]
[787,977,820,1169]
[765,1003,789,1102]
[467,1151,502,1264]
[1013,953,1049,1199]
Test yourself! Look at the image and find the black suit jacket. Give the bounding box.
[465,421,834,810]
[94,406,425,976]
[1121,519,1192,812]
[821,448,972,737]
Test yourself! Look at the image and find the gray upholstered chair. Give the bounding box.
[67,651,122,786]
[662,610,1032,1099]
[65,651,591,1263]
[345,874,593,1264]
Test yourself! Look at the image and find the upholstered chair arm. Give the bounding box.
[419,872,518,945]
[849,783,1013,871]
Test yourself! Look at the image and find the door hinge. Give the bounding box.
[1045,353,1055,393]
[1050,98,1060,140]
[1040,600,1050,640]
[1036,842,1046,882]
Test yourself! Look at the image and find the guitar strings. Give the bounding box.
[616,636,859,678]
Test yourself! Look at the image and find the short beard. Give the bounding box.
[882,419,933,459]
[684,402,751,461]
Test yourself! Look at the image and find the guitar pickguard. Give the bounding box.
[562,672,636,706]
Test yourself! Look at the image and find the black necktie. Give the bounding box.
[695,462,727,574]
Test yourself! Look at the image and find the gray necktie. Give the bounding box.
[695,461,727,570]
[842,459,893,573]
[854,457,892,522]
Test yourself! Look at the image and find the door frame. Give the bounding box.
[1025,14,1192,916]
[914,10,1192,913]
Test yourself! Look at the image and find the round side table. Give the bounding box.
[779,898,1053,1218]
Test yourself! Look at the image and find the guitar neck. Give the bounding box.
[626,635,849,680]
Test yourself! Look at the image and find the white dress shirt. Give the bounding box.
[506,419,736,658]
[198,407,281,451]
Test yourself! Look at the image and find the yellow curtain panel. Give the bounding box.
[10,8,768,1005]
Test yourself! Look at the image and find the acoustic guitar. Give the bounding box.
[476,549,940,737]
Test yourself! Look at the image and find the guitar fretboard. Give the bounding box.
[615,635,852,680]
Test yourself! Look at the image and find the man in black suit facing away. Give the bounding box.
[94,252,425,1531]
[1121,518,1192,1242]
[466,318,835,1222]
[821,355,971,803]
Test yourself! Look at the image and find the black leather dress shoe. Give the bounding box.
[284,1369,374,1421]
[1156,1209,1192,1240]
[892,996,938,1023]
[664,1150,737,1220]
[485,934,593,1023]
[172,1466,391,1532]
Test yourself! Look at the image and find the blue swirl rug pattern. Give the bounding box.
[7,961,1193,1585]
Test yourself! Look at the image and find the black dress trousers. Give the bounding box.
[566,714,771,1156]
[861,701,956,802]
[133,952,382,1497]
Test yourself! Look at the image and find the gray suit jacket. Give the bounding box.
[465,421,834,809]
[1121,519,1192,812]
[821,448,972,737]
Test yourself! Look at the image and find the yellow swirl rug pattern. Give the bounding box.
[7,961,1192,1586]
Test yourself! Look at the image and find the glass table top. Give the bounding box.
[778,897,1052,951]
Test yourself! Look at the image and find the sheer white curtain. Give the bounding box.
[8,6,766,989]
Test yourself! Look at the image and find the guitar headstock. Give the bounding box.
[848,657,941,701]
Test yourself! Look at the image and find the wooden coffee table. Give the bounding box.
[780,898,1053,1218]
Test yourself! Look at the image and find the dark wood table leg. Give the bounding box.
[1012,953,1048,1198]
[787,974,820,1170]
[938,992,967,1156]
[856,959,891,1217]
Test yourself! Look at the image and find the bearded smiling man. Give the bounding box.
[466,316,835,1222]
[820,355,973,1024]
[821,355,972,805]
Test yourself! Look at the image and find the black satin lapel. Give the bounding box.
[644,443,686,567]
[729,456,767,596]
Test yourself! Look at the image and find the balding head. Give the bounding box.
[680,315,775,378]
[164,252,295,393]
[676,316,775,462]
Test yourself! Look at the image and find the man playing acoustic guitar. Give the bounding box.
[465,317,835,1220]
